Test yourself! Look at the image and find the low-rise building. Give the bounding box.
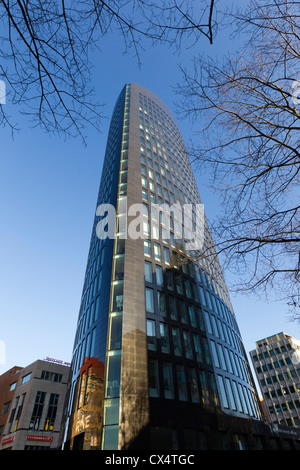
[0,366,23,441]
[0,359,70,450]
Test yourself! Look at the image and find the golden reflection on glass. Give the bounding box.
[69,357,105,450]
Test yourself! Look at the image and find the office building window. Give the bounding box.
[172,328,182,356]
[147,320,157,350]
[183,331,193,359]
[178,300,188,324]
[162,362,174,399]
[145,288,155,313]
[144,240,151,257]
[149,359,159,397]
[160,323,170,354]
[106,354,121,399]
[176,365,187,401]
[109,315,122,350]
[145,261,153,283]
[199,370,210,405]
[188,368,200,403]
[41,371,63,383]
[154,243,162,261]
[169,296,177,320]
[155,265,163,286]
[21,373,31,385]
[217,375,229,409]
[44,394,59,431]
[157,291,167,316]
[30,391,46,430]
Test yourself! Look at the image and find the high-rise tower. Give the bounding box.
[60,83,266,451]
[250,332,300,428]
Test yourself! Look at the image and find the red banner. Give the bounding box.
[27,435,53,442]
[1,436,14,445]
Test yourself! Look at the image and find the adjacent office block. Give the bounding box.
[0,366,23,442]
[60,83,299,451]
[250,332,300,428]
[0,360,69,450]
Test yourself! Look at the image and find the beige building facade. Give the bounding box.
[1,359,69,450]
[250,332,300,428]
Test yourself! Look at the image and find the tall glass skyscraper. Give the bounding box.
[60,83,265,451]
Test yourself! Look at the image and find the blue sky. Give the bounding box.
[0,10,299,385]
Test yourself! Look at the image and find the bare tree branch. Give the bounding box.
[177,0,300,314]
[0,0,217,142]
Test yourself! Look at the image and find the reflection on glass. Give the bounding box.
[199,286,207,306]
[147,319,156,350]
[106,354,121,399]
[193,334,203,363]
[163,247,170,264]
[118,196,127,214]
[188,305,197,327]
[169,296,177,320]
[199,370,210,405]
[178,299,188,324]
[176,365,187,401]
[85,333,91,358]
[209,373,220,407]
[117,213,126,235]
[175,276,183,295]
[202,338,212,366]
[204,311,213,334]
[216,375,229,409]
[172,328,182,356]
[152,224,159,240]
[163,362,174,399]
[160,323,170,354]
[144,240,151,256]
[157,291,166,316]
[154,243,161,261]
[102,425,119,450]
[210,340,220,368]
[166,270,174,290]
[217,343,227,371]
[114,256,124,281]
[225,378,237,411]
[69,358,105,450]
[145,261,153,283]
[188,368,200,403]
[155,265,163,286]
[112,282,124,312]
[145,288,155,313]
[104,399,120,425]
[115,237,125,255]
[183,331,193,359]
[196,308,205,331]
[184,279,192,298]
[148,359,159,397]
[109,315,122,350]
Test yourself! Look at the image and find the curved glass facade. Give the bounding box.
[60,85,128,450]
[60,83,262,451]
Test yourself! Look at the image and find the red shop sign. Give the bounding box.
[2,436,14,445]
[27,435,53,442]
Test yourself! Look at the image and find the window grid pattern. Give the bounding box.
[251,333,300,427]
[66,85,127,436]
[138,91,259,419]
[102,84,131,450]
